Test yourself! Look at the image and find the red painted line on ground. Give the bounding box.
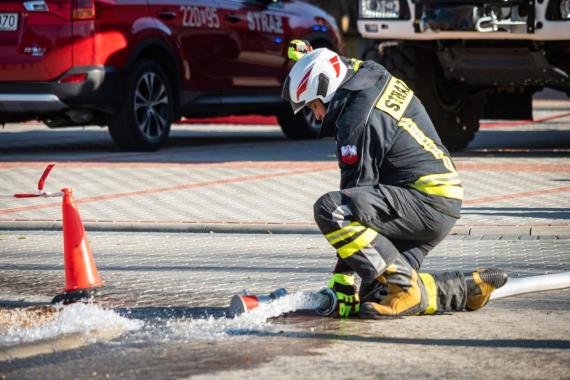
[1,161,569,173]
[454,223,570,227]
[480,111,570,128]
[1,218,569,229]
[0,161,337,170]
[0,166,335,216]
[464,186,570,206]
[455,162,570,172]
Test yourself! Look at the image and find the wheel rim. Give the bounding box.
[134,72,169,141]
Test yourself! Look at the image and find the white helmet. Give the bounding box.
[282,48,348,114]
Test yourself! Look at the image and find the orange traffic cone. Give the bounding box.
[52,188,104,304]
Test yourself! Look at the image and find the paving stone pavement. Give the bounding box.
[0,157,568,232]
[0,231,568,308]
[0,101,569,379]
[1,102,569,233]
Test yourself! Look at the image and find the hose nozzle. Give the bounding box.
[314,288,337,316]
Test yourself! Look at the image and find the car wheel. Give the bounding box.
[373,45,482,151]
[108,59,173,151]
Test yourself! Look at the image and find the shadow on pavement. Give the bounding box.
[461,207,570,219]
[116,306,229,320]
[462,129,570,157]
[0,129,287,154]
[0,300,52,308]
[1,124,569,163]
[246,330,570,349]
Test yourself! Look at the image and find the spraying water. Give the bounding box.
[0,303,143,346]
[166,292,322,340]
[0,293,325,367]
[1,292,322,347]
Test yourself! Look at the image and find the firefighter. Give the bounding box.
[282,41,507,318]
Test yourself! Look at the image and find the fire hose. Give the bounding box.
[229,272,570,317]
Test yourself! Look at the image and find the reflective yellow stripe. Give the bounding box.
[398,118,457,173]
[411,183,464,200]
[415,178,461,186]
[411,173,463,199]
[398,118,464,200]
[413,172,460,186]
[442,156,454,173]
[337,228,378,259]
[376,76,414,121]
[419,273,438,315]
[328,226,366,245]
[324,222,362,240]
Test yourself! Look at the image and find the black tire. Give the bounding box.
[370,44,482,151]
[107,59,173,151]
[277,107,321,139]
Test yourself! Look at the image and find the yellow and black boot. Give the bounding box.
[465,268,508,311]
[359,256,427,318]
[410,268,508,315]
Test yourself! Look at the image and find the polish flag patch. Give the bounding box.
[340,145,358,165]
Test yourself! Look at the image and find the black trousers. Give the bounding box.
[314,185,459,284]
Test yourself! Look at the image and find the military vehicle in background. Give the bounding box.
[357,0,570,150]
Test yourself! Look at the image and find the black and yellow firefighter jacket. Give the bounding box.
[321,58,463,218]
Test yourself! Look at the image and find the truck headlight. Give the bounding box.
[561,0,570,19]
[360,0,401,19]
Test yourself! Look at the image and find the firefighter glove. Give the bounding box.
[288,39,313,62]
[327,273,360,318]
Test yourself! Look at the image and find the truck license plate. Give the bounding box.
[0,13,18,31]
